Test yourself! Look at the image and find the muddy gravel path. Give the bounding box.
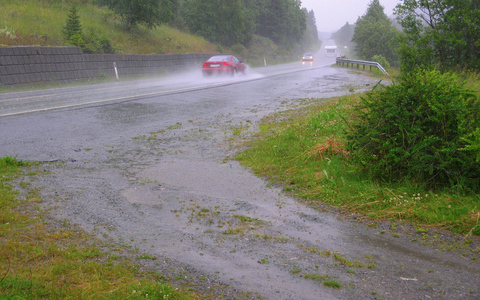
[3,64,479,299]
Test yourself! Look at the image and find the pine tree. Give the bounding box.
[63,5,84,46]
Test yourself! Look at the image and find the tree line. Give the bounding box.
[64,0,319,53]
[336,0,480,72]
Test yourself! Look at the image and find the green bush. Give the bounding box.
[82,28,114,54]
[372,54,390,69]
[346,68,480,193]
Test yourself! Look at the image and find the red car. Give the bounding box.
[202,55,246,76]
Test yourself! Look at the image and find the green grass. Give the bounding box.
[0,156,199,299]
[0,0,217,54]
[235,95,480,236]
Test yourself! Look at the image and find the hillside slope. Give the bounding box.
[1,0,217,54]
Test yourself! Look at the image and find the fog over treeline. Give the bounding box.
[96,0,320,52]
[330,0,480,71]
[175,0,319,50]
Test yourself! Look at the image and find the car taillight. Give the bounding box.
[223,62,228,66]
[203,62,207,67]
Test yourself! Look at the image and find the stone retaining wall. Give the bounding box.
[0,46,215,86]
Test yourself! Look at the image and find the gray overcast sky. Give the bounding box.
[301,0,401,32]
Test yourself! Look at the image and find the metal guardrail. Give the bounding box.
[336,57,389,76]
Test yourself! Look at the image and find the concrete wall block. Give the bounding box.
[61,63,70,72]
[12,48,21,56]
[80,70,90,78]
[36,55,45,64]
[22,73,30,84]
[18,47,30,55]
[42,54,54,64]
[37,65,46,74]
[30,64,40,73]
[24,47,35,55]
[75,70,84,78]
[12,65,20,74]
[0,75,7,85]
[64,62,75,72]
[11,75,21,85]
[70,54,82,63]
[35,73,48,82]
[24,56,34,64]
[10,56,19,65]
[12,75,21,84]
[63,71,73,80]
[2,55,13,65]
[0,48,10,56]
[15,65,26,74]
[54,72,64,80]
[24,73,33,83]
[3,75,15,86]
[43,47,55,55]
[6,65,14,74]
[38,73,48,82]
[20,56,29,65]
[58,55,68,63]
[0,75,14,86]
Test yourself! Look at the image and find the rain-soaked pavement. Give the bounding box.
[1,59,479,299]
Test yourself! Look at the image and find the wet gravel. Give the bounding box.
[2,64,479,299]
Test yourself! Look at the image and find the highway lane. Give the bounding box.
[0,59,327,118]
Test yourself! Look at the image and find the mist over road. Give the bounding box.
[1,55,478,299]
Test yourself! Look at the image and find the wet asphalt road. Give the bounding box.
[1,57,479,299]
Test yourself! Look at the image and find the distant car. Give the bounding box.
[202,55,246,76]
[302,53,314,62]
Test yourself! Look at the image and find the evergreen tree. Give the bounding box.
[352,0,398,65]
[253,0,306,48]
[182,0,253,47]
[301,8,320,52]
[63,5,84,46]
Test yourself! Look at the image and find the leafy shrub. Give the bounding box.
[345,68,480,193]
[82,28,114,54]
[372,54,390,69]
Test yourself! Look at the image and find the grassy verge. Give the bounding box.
[0,156,197,299]
[235,95,480,237]
[0,0,217,54]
